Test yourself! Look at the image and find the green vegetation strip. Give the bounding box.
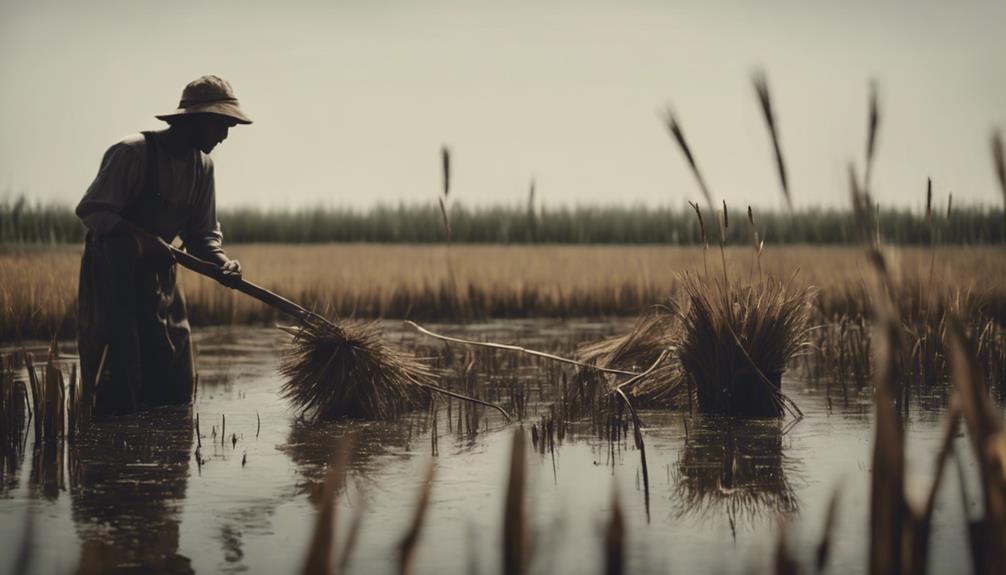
[2,198,1003,245]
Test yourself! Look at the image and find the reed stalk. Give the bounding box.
[398,461,435,575]
[993,129,1006,211]
[302,439,351,575]
[753,71,792,209]
[864,80,880,195]
[503,428,527,575]
[663,108,714,214]
[604,487,624,575]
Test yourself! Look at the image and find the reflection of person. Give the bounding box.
[69,407,194,573]
[76,75,251,415]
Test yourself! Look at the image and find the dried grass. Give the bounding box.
[2,245,1003,339]
[279,322,433,422]
[576,310,683,408]
[1,354,28,486]
[677,274,812,417]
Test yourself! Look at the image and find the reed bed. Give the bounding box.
[803,309,1006,407]
[0,346,90,503]
[23,350,66,445]
[2,244,1003,340]
[0,354,28,490]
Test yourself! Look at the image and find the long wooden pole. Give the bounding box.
[168,246,337,332]
[168,247,512,420]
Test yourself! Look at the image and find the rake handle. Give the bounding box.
[168,246,329,330]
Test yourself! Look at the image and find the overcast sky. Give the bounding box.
[1,0,1003,210]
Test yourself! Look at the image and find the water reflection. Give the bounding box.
[672,417,798,532]
[69,407,194,574]
[281,415,427,502]
[30,441,64,500]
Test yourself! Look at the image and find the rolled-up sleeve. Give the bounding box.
[179,161,225,259]
[75,142,142,236]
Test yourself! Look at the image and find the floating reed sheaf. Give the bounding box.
[279,323,434,421]
[575,311,683,410]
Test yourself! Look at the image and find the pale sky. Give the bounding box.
[1,0,1003,210]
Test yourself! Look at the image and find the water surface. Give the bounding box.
[0,321,978,574]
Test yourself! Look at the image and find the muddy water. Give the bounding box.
[0,321,978,574]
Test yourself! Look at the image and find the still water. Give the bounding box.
[0,321,977,574]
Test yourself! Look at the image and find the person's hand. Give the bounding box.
[219,259,242,287]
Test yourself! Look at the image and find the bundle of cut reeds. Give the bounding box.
[676,274,811,417]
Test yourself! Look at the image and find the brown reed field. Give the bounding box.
[1,243,1004,341]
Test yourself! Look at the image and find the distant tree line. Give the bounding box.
[1,196,1003,245]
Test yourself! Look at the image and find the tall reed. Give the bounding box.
[0,354,28,483]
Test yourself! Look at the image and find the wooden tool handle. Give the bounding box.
[169,246,334,331]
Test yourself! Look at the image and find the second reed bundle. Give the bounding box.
[677,274,811,417]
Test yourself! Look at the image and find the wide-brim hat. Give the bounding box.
[156,74,253,125]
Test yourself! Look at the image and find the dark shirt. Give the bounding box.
[76,131,224,259]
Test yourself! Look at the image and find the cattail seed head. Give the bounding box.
[926,178,933,219]
[992,129,1006,206]
[441,146,451,199]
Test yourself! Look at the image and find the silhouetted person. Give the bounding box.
[76,75,250,416]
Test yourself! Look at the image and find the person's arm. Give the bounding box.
[76,139,175,262]
[180,160,242,286]
[75,141,142,236]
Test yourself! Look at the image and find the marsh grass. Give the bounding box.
[4,245,1002,342]
[24,348,65,445]
[1,354,28,491]
[805,308,1006,408]
[858,245,1006,575]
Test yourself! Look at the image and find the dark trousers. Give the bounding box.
[78,234,195,416]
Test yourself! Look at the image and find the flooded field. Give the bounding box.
[0,321,982,574]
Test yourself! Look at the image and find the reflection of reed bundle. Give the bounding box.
[673,418,798,527]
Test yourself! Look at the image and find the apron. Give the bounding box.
[77,132,196,417]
